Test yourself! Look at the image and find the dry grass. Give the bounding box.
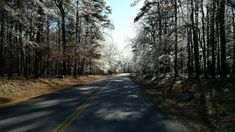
[0,75,107,108]
[130,75,235,132]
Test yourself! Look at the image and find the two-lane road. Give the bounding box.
[0,75,188,132]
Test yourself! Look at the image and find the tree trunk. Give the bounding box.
[201,0,207,78]
[46,19,50,76]
[233,9,235,77]
[34,0,44,79]
[61,8,67,76]
[8,22,13,78]
[174,0,178,78]
[0,11,5,77]
[219,0,227,78]
[211,1,216,78]
[187,28,192,77]
[191,0,200,78]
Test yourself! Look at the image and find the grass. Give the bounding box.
[0,75,107,108]
[130,75,235,132]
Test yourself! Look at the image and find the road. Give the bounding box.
[0,74,188,132]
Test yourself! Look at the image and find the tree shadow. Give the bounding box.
[65,78,188,132]
[0,77,188,132]
[196,81,215,132]
[0,79,110,132]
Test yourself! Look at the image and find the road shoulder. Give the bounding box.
[129,75,212,132]
[0,75,108,109]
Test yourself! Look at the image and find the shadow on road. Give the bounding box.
[66,77,188,132]
[0,77,188,132]
[0,80,108,132]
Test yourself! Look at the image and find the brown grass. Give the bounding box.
[0,75,107,108]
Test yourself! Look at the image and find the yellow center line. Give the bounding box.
[53,80,112,132]
[53,95,96,132]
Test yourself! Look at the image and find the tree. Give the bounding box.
[0,0,112,78]
[34,0,44,79]
[174,0,178,78]
[54,0,68,76]
[131,0,235,79]
[219,0,227,78]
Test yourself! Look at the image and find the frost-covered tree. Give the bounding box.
[0,0,112,78]
[99,42,121,74]
[132,0,235,79]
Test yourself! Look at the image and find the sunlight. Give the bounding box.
[96,108,143,120]
[0,0,234,131]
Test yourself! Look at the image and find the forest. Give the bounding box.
[0,0,235,131]
[0,0,113,79]
[132,0,235,79]
[131,0,235,131]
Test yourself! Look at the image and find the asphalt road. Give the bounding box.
[0,74,188,132]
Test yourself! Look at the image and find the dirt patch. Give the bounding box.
[0,75,107,108]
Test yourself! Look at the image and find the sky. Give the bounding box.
[105,0,143,56]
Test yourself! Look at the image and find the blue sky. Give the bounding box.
[105,0,143,52]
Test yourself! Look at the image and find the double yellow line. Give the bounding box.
[53,95,97,132]
[53,80,112,132]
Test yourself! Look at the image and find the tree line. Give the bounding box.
[0,0,112,78]
[132,0,235,79]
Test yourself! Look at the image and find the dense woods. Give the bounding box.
[131,1,235,131]
[132,0,235,79]
[0,1,235,131]
[0,0,112,78]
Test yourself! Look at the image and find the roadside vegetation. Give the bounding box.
[130,0,235,131]
[0,0,136,111]
[0,75,107,108]
[0,1,121,108]
[130,75,235,132]
[0,0,116,78]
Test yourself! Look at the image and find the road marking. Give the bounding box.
[53,95,96,132]
[53,80,112,132]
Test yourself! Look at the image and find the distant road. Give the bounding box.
[0,75,188,132]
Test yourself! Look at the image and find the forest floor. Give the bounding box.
[130,75,235,132]
[0,75,107,108]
